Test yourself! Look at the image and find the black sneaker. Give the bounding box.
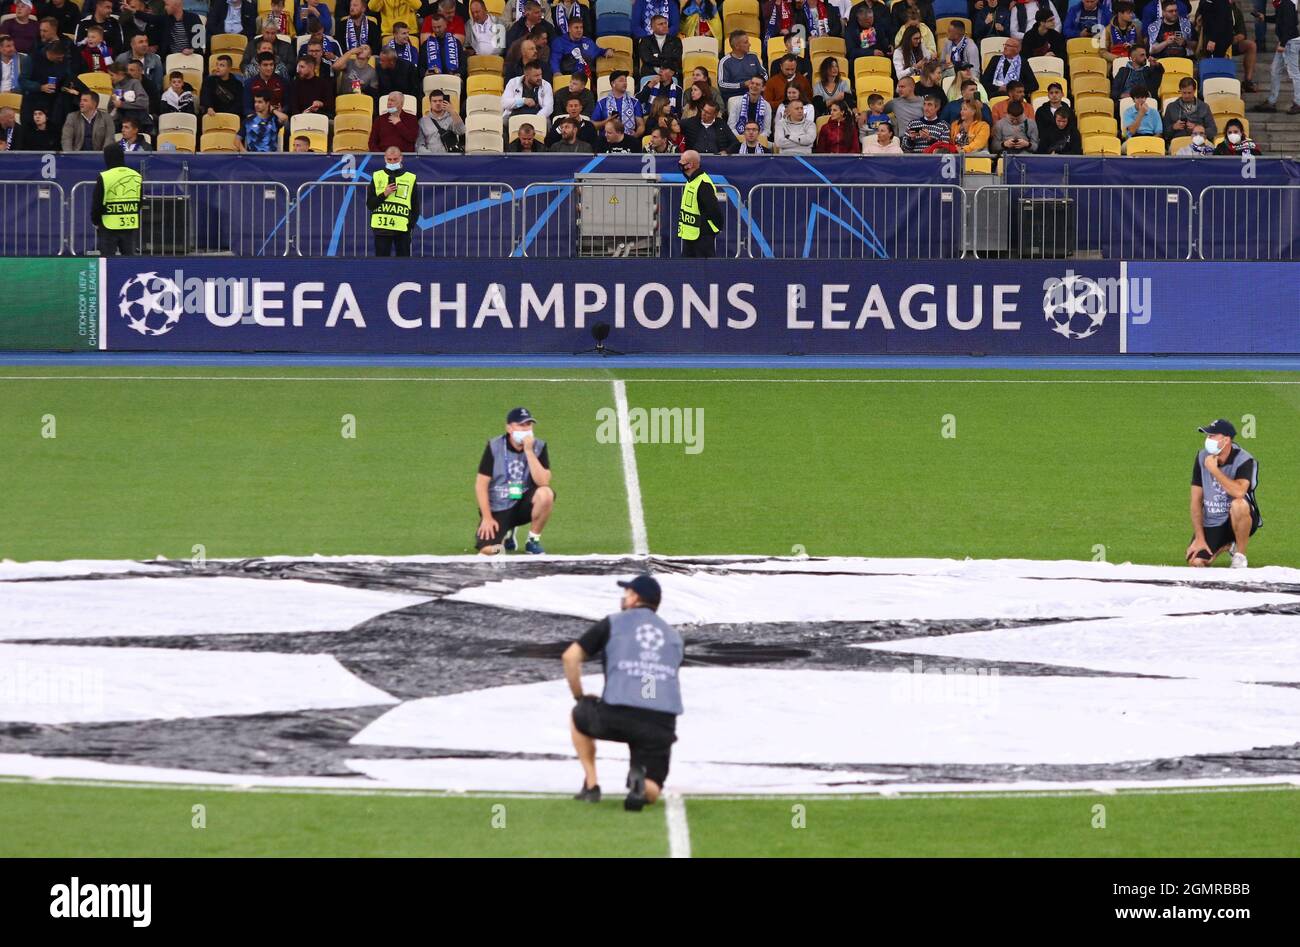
[1250,102,1278,112]
[574,783,601,803]
[624,764,647,811]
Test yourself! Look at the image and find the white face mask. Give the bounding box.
[386,106,398,114]
[385,161,400,170]
[511,429,531,445]
[1191,133,1205,145]
[1204,437,1221,455]
[1227,132,1242,144]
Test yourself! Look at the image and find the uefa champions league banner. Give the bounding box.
[101,259,1126,355]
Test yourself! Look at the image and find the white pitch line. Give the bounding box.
[3,376,1300,385]
[613,379,649,556]
[665,792,692,858]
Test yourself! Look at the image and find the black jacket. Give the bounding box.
[681,115,738,154]
[1277,0,1299,45]
[981,54,1038,96]
[636,33,682,77]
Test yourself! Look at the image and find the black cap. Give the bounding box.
[506,407,535,424]
[1198,419,1236,437]
[617,574,662,608]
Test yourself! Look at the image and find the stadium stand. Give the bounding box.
[0,0,1291,158]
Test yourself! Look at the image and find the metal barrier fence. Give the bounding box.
[0,180,66,256]
[518,180,745,258]
[1197,186,1300,261]
[292,180,517,257]
[69,180,292,256]
[746,183,965,259]
[971,184,1195,260]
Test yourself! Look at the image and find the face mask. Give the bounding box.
[386,106,398,114]
[678,163,688,173]
[1227,132,1242,144]
[511,429,531,445]
[1204,437,1220,455]
[385,161,400,170]
[1191,133,1205,146]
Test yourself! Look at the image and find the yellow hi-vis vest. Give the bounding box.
[99,166,142,230]
[370,168,416,233]
[677,171,720,240]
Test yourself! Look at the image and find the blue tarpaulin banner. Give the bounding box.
[1126,263,1300,354]
[101,258,1123,355]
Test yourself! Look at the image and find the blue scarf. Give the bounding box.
[803,0,827,37]
[992,55,1021,87]
[733,92,769,134]
[388,39,418,66]
[424,33,460,73]
[345,16,371,51]
[602,91,637,133]
[555,1,582,33]
[641,0,669,34]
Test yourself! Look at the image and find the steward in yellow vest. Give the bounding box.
[676,149,722,258]
[93,143,142,256]
[366,146,422,257]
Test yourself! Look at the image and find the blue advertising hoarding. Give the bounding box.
[101,259,1123,355]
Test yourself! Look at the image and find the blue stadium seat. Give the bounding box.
[596,13,633,38]
[595,0,634,18]
[1196,58,1237,83]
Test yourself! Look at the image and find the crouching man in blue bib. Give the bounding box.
[474,407,554,554]
[563,574,685,811]
[1186,418,1261,569]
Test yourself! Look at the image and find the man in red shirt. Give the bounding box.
[368,89,419,152]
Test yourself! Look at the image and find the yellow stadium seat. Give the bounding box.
[202,113,240,135]
[1162,57,1194,80]
[79,71,112,95]
[1167,135,1192,154]
[155,130,196,153]
[332,130,371,153]
[1067,36,1101,59]
[465,129,504,153]
[483,0,504,14]
[682,36,719,58]
[468,55,504,76]
[210,34,247,58]
[854,55,892,79]
[765,35,786,68]
[1125,134,1165,156]
[200,131,239,152]
[336,93,373,116]
[1082,134,1121,156]
[1074,95,1115,118]
[1069,55,1107,79]
[964,156,993,173]
[467,74,504,96]
[1071,73,1110,98]
[599,35,633,60]
[856,77,894,103]
[809,37,845,58]
[335,112,372,135]
[0,91,24,112]
[1079,114,1117,137]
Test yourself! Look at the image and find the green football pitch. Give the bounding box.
[2,365,1297,564]
[2,364,1299,857]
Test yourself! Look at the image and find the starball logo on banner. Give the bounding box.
[104,260,1127,356]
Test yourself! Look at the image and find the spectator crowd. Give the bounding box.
[0,0,1293,155]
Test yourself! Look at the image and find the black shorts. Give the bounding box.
[572,697,677,787]
[1193,504,1261,558]
[474,488,550,548]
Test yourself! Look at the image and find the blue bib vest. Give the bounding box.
[600,607,684,716]
[1197,446,1258,528]
[486,433,546,511]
